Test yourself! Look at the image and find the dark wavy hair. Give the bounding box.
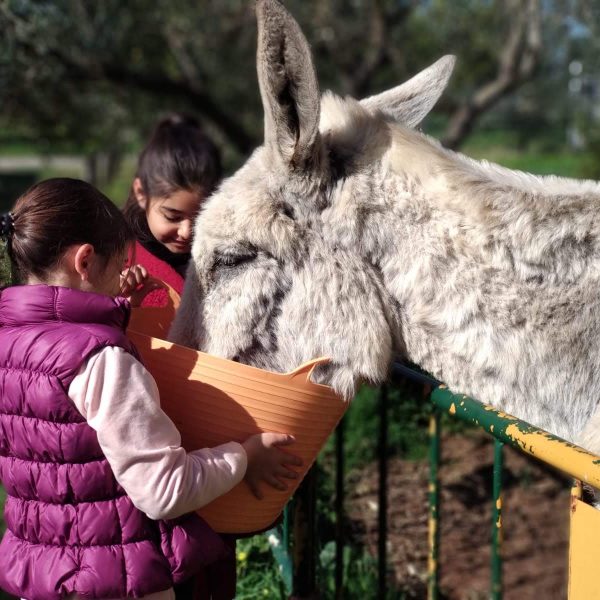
[123,114,222,241]
[7,178,133,283]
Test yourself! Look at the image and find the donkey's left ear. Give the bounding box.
[256,0,321,170]
[361,55,456,128]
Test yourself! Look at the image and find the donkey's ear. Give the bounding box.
[256,0,321,169]
[361,55,456,128]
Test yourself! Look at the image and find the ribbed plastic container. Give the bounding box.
[127,288,346,533]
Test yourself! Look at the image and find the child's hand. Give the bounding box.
[242,432,303,499]
[120,265,164,307]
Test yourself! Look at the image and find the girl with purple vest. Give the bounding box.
[0,178,301,600]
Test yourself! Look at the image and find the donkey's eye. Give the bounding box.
[213,246,258,271]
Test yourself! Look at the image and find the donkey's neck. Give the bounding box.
[376,125,600,425]
[384,125,600,282]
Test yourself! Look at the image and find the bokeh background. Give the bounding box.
[1,1,599,598]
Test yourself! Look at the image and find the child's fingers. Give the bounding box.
[122,265,149,288]
[133,269,145,287]
[135,277,164,295]
[264,474,287,491]
[270,433,295,447]
[127,266,143,287]
[279,452,303,468]
[146,276,166,291]
[135,266,150,286]
[120,273,136,295]
[277,468,299,480]
[247,478,264,500]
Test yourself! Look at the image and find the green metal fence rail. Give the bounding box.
[269,365,600,598]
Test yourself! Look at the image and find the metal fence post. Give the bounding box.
[428,407,441,600]
[378,384,389,599]
[335,417,346,599]
[291,465,318,598]
[491,439,504,600]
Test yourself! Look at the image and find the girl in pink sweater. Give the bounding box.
[123,114,221,307]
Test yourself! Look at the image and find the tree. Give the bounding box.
[437,0,542,149]
[0,0,550,177]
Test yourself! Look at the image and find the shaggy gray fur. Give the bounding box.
[170,0,600,454]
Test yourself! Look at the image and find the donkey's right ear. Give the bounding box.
[256,0,321,170]
[361,55,456,128]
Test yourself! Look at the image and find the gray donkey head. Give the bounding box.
[170,0,454,399]
[172,0,600,449]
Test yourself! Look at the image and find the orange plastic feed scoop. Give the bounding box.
[127,286,347,534]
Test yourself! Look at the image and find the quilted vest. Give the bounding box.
[0,285,227,600]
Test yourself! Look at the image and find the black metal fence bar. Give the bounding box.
[335,418,345,599]
[378,384,389,598]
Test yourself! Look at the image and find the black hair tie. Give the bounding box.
[0,212,14,240]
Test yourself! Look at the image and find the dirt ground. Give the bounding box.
[347,431,571,599]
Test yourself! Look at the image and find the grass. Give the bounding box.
[465,145,590,178]
[455,126,594,179]
[235,535,288,599]
[0,141,41,157]
[235,531,406,599]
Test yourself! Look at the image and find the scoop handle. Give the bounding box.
[285,357,331,385]
[161,281,181,309]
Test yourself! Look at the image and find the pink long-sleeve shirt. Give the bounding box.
[66,346,248,600]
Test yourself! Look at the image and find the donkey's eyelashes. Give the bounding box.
[215,254,252,268]
[212,245,258,272]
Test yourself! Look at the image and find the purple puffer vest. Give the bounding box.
[0,285,228,600]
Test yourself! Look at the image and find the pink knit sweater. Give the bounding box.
[129,241,186,307]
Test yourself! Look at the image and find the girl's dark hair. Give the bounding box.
[7,178,133,282]
[123,114,222,240]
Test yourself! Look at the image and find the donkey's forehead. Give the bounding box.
[194,148,312,260]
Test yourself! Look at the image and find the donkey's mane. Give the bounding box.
[318,92,600,284]
[321,91,600,201]
[389,121,600,199]
[453,154,600,197]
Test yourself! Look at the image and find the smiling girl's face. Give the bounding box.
[135,180,203,254]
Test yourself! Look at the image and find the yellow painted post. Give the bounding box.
[569,480,600,599]
[428,409,440,600]
[491,440,503,599]
[431,386,600,598]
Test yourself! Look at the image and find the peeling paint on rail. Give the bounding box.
[431,386,600,488]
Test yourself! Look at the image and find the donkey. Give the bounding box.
[170,0,600,455]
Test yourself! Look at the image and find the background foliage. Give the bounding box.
[1,0,599,182]
[1,0,600,597]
